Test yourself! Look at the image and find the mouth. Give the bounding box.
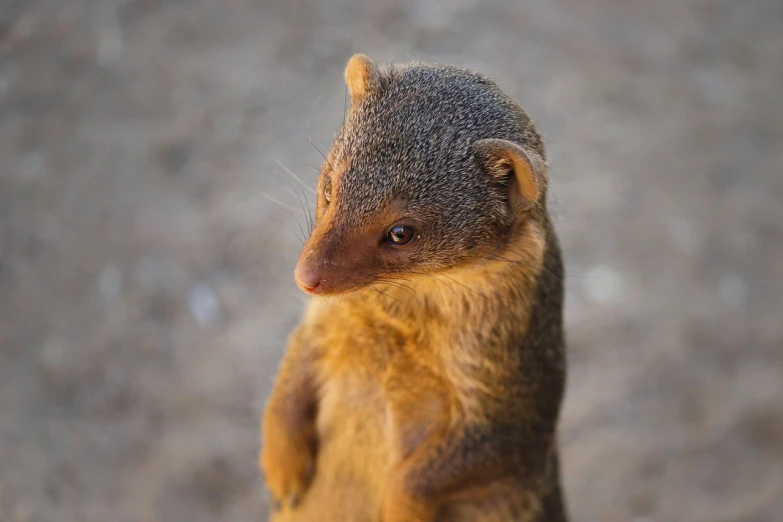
[298,279,325,295]
[294,270,374,296]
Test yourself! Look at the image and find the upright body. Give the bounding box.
[261,55,568,522]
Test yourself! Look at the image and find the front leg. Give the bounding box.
[260,327,319,511]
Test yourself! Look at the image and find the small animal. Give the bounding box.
[261,54,568,522]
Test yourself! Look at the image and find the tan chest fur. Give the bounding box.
[316,300,451,460]
[275,294,445,519]
[271,230,546,522]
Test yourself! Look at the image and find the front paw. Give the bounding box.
[260,411,316,511]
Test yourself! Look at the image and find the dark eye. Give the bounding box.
[323,181,332,203]
[385,225,415,246]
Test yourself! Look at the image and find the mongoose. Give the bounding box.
[261,54,568,522]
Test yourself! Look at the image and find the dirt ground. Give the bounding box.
[1,0,781,521]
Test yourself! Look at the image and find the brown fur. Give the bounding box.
[345,54,384,104]
[261,55,568,521]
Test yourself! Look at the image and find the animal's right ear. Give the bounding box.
[344,54,382,106]
[473,138,546,214]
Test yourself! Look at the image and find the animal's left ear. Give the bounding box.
[473,138,546,214]
[344,54,382,106]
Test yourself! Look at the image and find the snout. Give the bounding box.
[294,224,380,296]
[295,258,362,295]
[294,261,325,294]
[294,249,375,296]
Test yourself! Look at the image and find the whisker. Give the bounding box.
[409,271,460,300]
[284,183,313,238]
[307,138,336,173]
[299,185,315,235]
[305,95,323,133]
[274,159,317,196]
[372,286,402,306]
[370,287,386,306]
[282,188,309,242]
[408,268,533,306]
[286,223,305,245]
[398,270,456,307]
[261,205,305,245]
[261,193,306,214]
[411,270,498,305]
[500,246,611,280]
[479,251,565,284]
[375,277,418,301]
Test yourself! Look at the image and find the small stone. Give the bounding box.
[95,16,124,66]
[13,505,30,522]
[98,264,123,300]
[17,151,45,181]
[37,338,70,381]
[135,256,163,289]
[718,273,748,309]
[0,63,18,98]
[668,217,699,254]
[156,140,192,176]
[188,283,220,325]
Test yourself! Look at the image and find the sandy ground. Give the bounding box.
[1,0,782,521]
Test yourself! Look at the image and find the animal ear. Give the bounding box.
[473,138,545,213]
[344,54,382,105]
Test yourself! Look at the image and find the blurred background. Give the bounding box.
[1,0,782,521]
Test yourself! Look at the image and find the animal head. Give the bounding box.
[294,54,548,296]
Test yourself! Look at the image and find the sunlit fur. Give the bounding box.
[262,55,567,522]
